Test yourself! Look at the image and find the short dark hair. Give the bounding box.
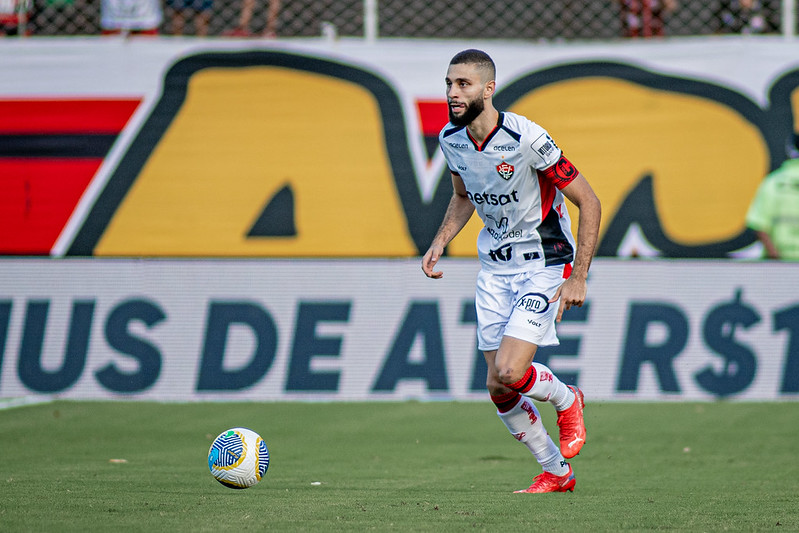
[449,49,496,82]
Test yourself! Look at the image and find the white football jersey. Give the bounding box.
[439,112,576,274]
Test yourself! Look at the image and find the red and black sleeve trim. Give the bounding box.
[538,154,579,189]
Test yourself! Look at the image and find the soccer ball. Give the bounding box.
[208,427,270,489]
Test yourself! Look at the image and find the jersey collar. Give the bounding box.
[466,112,504,152]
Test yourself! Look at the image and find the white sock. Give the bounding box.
[527,362,574,412]
[497,397,569,476]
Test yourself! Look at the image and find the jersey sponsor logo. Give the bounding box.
[523,251,540,260]
[485,214,522,241]
[492,144,516,152]
[466,189,520,206]
[449,142,469,149]
[531,133,558,158]
[486,214,509,232]
[496,162,515,180]
[488,243,513,262]
[487,228,523,241]
[457,164,468,172]
[515,292,550,314]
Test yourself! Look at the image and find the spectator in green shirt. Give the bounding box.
[746,133,799,260]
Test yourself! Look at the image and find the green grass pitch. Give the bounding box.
[1,400,797,531]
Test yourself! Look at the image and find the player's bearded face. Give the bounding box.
[449,93,485,127]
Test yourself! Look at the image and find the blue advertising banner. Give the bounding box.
[1,259,796,401]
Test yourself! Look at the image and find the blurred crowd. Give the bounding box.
[0,0,281,36]
[616,0,773,37]
[0,0,785,38]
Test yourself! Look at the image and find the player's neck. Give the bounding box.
[466,107,499,145]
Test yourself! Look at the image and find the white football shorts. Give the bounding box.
[474,266,568,351]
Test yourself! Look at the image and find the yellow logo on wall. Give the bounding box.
[66,52,799,258]
[86,60,416,256]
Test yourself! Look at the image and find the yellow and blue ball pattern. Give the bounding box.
[208,427,269,489]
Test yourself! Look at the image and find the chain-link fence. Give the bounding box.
[2,0,796,39]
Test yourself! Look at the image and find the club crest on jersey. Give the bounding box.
[496,162,515,180]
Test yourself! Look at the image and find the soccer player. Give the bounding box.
[745,132,799,260]
[422,49,601,493]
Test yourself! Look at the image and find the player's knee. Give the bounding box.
[486,383,507,397]
[485,375,507,396]
[496,366,524,386]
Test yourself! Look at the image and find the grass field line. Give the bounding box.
[0,395,53,410]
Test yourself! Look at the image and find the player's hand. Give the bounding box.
[549,276,587,322]
[422,245,445,279]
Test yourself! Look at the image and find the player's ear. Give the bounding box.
[484,79,495,99]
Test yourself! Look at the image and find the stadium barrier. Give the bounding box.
[2,38,799,260]
[0,258,797,401]
[2,39,799,402]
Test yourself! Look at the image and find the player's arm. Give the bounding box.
[561,173,601,282]
[746,180,779,259]
[550,171,601,321]
[753,230,780,259]
[422,172,475,279]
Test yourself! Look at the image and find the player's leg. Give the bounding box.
[476,273,574,492]
[476,269,585,459]
[522,359,585,459]
[486,350,574,493]
[496,268,586,458]
[492,337,585,458]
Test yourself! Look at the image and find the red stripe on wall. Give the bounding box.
[0,159,103,254]
[0,99,141,134]
[416,99,449,136]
